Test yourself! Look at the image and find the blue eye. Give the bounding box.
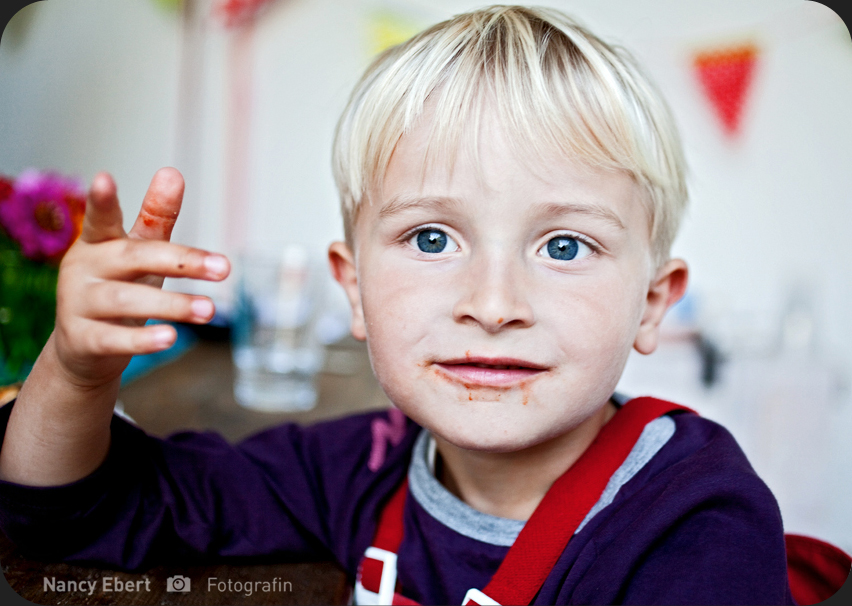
[415,229,458,254]
[547,237,578,260]
[540,236,591,261]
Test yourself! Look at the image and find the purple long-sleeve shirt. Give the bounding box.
[0,399,793,604]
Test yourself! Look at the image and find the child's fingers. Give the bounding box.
[77,321,177,357]
[128,167,184,242]
[85,282,216,324]
[80,173,126,243]
[90,239,230,282]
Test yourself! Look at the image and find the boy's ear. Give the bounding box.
[633,259,689,355]
[328,241,367,341]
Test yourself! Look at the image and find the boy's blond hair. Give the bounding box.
[332,5,687,266]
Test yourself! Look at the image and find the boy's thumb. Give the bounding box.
[80,172,126,243]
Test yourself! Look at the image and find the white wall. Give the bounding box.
[0,0,181,227]
[2,0,850,548]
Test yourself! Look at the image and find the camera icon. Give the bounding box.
[166,575,191,593]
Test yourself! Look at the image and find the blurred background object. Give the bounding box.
[231,246,326,411]
[1,0,850,553]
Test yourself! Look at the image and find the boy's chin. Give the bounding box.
[442,434,532,454]
[425,417,572,454]
[405,397,614,456]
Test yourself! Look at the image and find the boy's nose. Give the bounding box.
[452,254,535,333]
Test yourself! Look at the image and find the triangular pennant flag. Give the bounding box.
[693,44,759,137]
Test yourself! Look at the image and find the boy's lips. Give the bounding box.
[433,356,548,387]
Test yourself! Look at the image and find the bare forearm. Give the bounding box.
[0,334,118,486]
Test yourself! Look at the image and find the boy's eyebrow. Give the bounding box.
[378,195,464,220]
[535,201,626,230]
[378,196,626,230]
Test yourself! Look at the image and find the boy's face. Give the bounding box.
[330,107,686,452]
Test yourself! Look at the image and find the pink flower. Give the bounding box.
[0,169,86,262]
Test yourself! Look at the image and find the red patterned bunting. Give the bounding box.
[693,44,759,137]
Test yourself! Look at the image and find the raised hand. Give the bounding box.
[52,168,230,388]
[0,168,231,486]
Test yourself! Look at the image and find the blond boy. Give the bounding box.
[0,6,791,604]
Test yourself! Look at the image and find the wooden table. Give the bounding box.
[1,336,391,605]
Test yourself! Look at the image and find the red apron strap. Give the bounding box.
[480,397,693,605]
[375,477,409,552]
[355,478,410,604]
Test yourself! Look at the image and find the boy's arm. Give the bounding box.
[0,168,229,487]
[0,334,121,486]
[0,404,416,571]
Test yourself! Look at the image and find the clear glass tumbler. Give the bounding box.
[231,246,324,411]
